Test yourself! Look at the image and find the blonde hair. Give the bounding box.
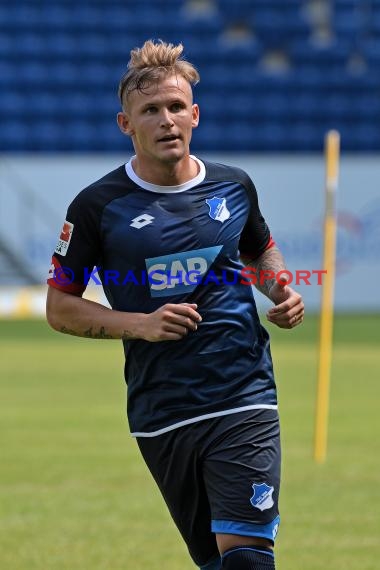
[118,39,200,108]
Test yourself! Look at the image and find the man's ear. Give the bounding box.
[192,103,200,128]
[117,112,134,136]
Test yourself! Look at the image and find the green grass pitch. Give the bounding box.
[1,315,379,569]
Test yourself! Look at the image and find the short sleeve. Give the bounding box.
[239,177,275,260]
[47,194,101,295]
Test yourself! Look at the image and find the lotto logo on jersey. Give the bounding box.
[55,221,74,257]
[145,246,222,297]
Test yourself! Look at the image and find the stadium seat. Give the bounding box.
[12,32,47,58]
[0,32,12,54]
[0,121,30,151]
[290,38,352,69]
[217,0,255,22]
[27,92,62,117]
[36,5,74,30]
[59,120,98,151]
[0,92,25,115]
[352,95,380,119]
[348,124,380,151]
[31,120,65,151]
[217,39,262,65]
[249,9,310,49]
[361,40,380,68]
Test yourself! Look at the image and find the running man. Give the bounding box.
[47,40,304,570]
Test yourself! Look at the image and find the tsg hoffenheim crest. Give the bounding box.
[206,197,230,223]
[250,482,274,511]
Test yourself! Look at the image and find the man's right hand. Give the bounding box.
[142,303,202,342]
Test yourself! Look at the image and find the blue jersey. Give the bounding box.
[48,157,277,436]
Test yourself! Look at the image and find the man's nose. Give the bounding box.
[160,109,174,127]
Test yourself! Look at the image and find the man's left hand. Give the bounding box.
[267,276,304,329]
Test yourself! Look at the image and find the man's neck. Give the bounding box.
[132,155,199,186]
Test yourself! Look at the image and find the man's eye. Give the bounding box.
[171,103,184,112]
[145,107,157,114]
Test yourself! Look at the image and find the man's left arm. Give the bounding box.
[242,246,304,329]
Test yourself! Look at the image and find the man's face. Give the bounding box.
[117,75,199,165]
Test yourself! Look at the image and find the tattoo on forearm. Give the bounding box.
[60,325,78,336]
[84,326,114,339]
[245,247,286,299]
[121,330,134,340]
[60,325,133,340]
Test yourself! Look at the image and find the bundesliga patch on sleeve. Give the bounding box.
[55,220,74,256]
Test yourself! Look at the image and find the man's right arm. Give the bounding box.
[46,286,202,342]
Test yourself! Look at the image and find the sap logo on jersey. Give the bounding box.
[145,246,222,297]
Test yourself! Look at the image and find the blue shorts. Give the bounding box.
[137,408,281,566]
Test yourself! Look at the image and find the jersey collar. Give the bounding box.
[125,155,206,193]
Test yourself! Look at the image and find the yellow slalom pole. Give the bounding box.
[314,130,340,464]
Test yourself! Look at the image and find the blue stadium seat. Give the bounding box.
[287,121,325,151]
[27,92,61,116]
[333,0,362,9]
[347,124,380,151]
[250,9,310,49]
[361,40,380,67]
[36,5,74,30]
[323,94,354,120]
[0,32,13,55]
[287,94,322,120]
[0,91,25,115]
[0,120,30,151]
[101,121,134,153]
[192,121,230,152]
[290,39,351,71]
[217,0,255,22]
[75,34,111,59]
[352,95,380,119]
[0,5,40,29]
[369,13,380,36]
[333,13,364,40]
[0,61,17,86]
[44,33,78,58]
[250,93,291,121]
[16,62,52,88]
[31,120,64,151]
[177,34,222,64]
[49,63,81,88]
[11,32,46,58]
[217,39,262,65]
[249,122,290,151]
[59,120,98,151]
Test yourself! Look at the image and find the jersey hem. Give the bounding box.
[131,404,278,438]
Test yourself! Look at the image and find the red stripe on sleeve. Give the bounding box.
[241,235,276,261]
[265,235,276,250]
[47,256,86,295]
